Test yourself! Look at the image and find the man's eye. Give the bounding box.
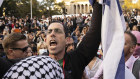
[54,29,62,33]
[47,30,52,34]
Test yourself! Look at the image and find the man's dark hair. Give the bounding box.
[48,21,68,37]
[125,31,137,45]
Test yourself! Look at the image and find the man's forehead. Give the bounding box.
[125,34,132,42]
[48,23,63,29]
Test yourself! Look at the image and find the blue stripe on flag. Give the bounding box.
[103,0,110,15]
[104,0,110,6]
[115,51,125,79]
[116,0,122,15]
[89,0,96,7]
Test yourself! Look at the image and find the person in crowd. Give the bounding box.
[131,31,140,57]
[129,18,138,30]
[71,15,77,31]
[91,31,137,79]
[124,31,137,62]
[135,10,140,24]
[66,36,75,53]
[27,32,35,43]
[125,31,140,79]
[132,25,139,31]
[0,33,30,78]
[2,33,29,59]
[84,56,102,78]
[27,46,33,57]
[125,31,138,72]
[37,41,48,55]
[29,42,38,55]
[81,25,89,36]
[3,56,64,79]
[126,21,130,31]
[31,19,39,31]
[45,1,102,78]
[76,13,84,32]
[67,20,73,34]
[37,31,46,42]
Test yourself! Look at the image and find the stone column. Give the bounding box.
[80,4,82,14]
[88,4,90,13]
[76,4,78,14]
[83,4,86,14]
[71,4,74,14]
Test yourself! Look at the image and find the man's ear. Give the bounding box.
[7,49,14,56]
[130,45,136,53]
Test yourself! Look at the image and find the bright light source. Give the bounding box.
[132,0,138,4]
[37,0,43,2]
[56,0,62,3]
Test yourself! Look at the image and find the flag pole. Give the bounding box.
[31,0,32,19]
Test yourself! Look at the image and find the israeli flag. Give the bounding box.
[101,0,126,79]
[89,0,126,79]
[102,0,125,79]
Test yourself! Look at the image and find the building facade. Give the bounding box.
[62,0,92,14]
[61,0,124,14]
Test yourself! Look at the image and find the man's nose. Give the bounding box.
[50,30,56,37]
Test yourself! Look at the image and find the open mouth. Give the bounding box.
[50,40,57,46]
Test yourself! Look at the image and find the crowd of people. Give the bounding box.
[0,0,140,78]
[0,11,93,57]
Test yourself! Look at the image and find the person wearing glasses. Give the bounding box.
[45,0,102,78]
[0,33,29,78]
[2,33,29,59]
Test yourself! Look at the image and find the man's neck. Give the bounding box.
[49,52,65,61]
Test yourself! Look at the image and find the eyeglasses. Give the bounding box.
[11,46,29,53]
[47,28,63,34]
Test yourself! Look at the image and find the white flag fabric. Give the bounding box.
[125,67,136,79]
[101,0,125,79]
[0,0,3,7]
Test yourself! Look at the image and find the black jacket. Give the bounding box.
[0,57,21,78]
[64,3,102,79]
[132,58,140,79]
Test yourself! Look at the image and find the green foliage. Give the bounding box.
[122,0,140,10]
[39,0,62,17]
[55,1,66,14]
[0,0,64,18]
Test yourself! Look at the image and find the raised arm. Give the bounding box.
[77,2,102,66]
[69,2,102,78]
